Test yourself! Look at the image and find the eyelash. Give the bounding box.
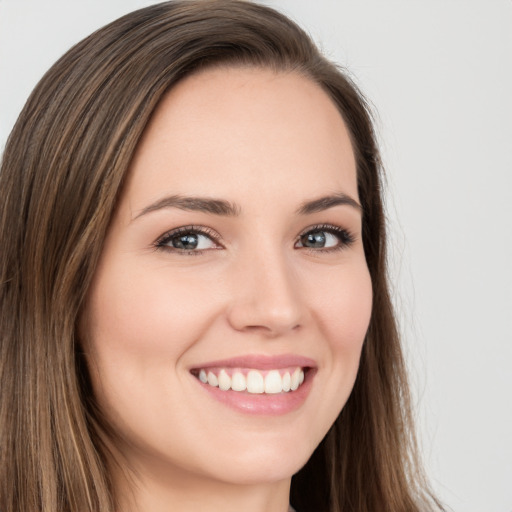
[154,225,222,255]
[296,223,356,253]
[154,223,356,255]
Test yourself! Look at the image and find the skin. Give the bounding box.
[83,66,373,512]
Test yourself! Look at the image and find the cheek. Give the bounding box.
[85,264,218,361]
[82,263,223,439]
[309,260,372,412]
[314,262,373,351]
[290,260,372,447]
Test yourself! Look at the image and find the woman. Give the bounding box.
[0,1,444,511]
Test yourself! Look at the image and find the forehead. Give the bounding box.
[124,66,357,212]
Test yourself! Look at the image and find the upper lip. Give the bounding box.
[190,354,316,371]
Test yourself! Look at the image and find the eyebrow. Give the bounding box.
[296,193,362,215]
[133,195,241,220]
[133,191,361,221]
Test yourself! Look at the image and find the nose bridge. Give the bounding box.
[227,243,305,336]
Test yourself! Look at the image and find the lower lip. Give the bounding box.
[194,369,315,415]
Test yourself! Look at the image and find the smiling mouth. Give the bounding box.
[192,367,308,394]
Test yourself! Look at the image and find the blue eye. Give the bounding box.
[296,225,355,251]
[156,226,219,253]
[155,224,355,254]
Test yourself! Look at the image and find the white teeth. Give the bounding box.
[198,367,306,394]
[207,371,218,387]
[282,372,291,392]
[264,370,283,394]
[218,369,231,391]
[246,370,265,394]
[290,368,301,391]
[231,371,247,391]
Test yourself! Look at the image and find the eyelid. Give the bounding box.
[295,223,356,251]
[153,222,356,255]
[154,225,223,253]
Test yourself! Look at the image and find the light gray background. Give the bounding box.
[1,1,511,511]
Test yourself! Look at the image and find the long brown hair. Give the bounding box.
[0,1,443,511]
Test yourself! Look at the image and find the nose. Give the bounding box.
[226,250,306,337]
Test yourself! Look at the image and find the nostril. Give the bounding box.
[236,322,302,337]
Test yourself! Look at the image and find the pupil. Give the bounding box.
[173,234,198,250]
[303,231,326,248]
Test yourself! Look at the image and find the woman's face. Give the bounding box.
[83,67,372,486]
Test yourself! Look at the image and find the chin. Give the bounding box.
[212,453,310,486]
[196,429,320,486]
